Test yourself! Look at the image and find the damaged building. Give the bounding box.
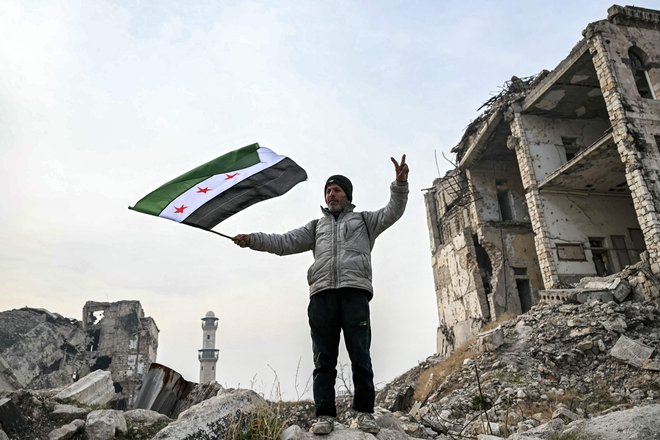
[425,5,660,355]
[83,301,159,404]
[0,300,158,406]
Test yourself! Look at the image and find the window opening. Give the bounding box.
[589,237,612,276]
[516,279,532,313]
[629,47,655,99]
[561,137,581,162]
[496,180,513,221]
[512,267,527,276]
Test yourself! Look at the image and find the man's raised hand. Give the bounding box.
[391,154,409,182]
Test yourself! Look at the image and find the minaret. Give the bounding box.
[198,310,220,383]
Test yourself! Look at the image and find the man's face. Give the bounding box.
[325,183,349,213]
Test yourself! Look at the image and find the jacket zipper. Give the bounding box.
[331,215,340,287]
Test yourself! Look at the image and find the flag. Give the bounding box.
[130,143,307,230]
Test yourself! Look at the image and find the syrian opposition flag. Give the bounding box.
[130,143,307,231]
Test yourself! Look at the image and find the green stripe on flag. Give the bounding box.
[131,143,261,216]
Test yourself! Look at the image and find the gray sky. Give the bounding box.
[2,0,654,400]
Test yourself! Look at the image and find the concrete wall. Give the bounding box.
[432,230,489,355]
[519,116,611,182]
[542,193,642,280]
[468,160,530,223]
[83,301,159,405]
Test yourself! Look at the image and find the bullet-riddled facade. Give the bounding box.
[426,5,660,355]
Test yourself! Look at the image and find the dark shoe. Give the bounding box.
[352,412,380,434]
[311,415,335,435]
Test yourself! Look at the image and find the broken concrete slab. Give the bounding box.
[575,290,614,304]
[47,419,85,440]
[562,404,660,440]
[477,326,504,352]
[123,408,171,427]
[0,397,26,435]
[642,358,660,371]
[86,410,127,440]
[552,407,580,423]
[610,335,653,368]
[51,404,90,421]
[54,369,115,406]
[580,278,631,302]
[151,389,269,440]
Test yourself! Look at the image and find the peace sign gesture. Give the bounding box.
[391,154,409,182]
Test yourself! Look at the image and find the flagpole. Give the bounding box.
[206,229,234,240]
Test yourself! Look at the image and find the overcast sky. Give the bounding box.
[2,0,655,401]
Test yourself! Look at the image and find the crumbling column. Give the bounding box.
[509,115,560,288]
[586,27,660,275]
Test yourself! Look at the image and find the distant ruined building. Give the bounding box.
[425,5,660,355]
[0,300,158,406]
[82,301,159,404]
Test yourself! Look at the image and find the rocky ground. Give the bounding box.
[1,272,659,439]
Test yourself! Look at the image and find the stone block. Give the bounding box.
[86,410,127,440]
[52,404,90,421]
[0,398,26,434]
[477,326,504,352]
[552,407,580,423]
[576,290,614,304]
[610,335,653,368]
[642,358,660,371]
[54,370,116,406]
[47,419,85,440]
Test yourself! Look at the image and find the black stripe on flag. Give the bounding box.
[183,158,308,229]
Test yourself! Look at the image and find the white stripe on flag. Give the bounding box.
[159,147,285,222]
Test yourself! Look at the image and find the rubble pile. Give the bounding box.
[0,288,659,438]
[376,298,660,439]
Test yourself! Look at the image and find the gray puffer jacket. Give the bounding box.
[249,181,408,298]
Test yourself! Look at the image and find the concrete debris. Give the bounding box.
[85,410,127,440]
[561,404,660,440]
[375,298,660,439]
[0,429,8,440]
[54,369,116,406]
[151,388,269,440]
[47,419,84,440]
[477,326,505,352]
[642,358,660,371]
[551,406,580,423]
[123,408,171,427]
[51,403,90,421]
[610,335,654,368]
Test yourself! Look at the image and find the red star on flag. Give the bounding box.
[197,187,211,193]
[225,172,239,180]
[174,205,188,214]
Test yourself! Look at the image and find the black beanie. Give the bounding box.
[325,175,353,201]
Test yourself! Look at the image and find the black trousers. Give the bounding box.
[307,287,375,417]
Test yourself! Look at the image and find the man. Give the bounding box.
[233,155,409,435]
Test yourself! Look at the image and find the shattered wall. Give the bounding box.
[431,230,488,355]
[82,301,159,405]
